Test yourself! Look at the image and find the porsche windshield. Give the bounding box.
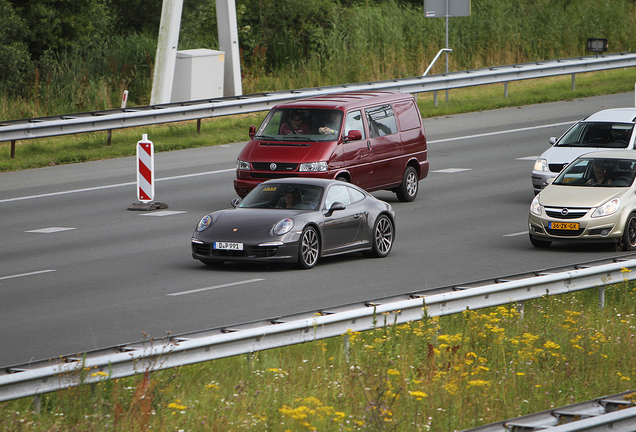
[556,122,634,149]
[239,184,324,210]
[254,109,344,142]
[553,157,636,187]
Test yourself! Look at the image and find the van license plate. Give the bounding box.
[213,242,244,250]
[549,222,579,230]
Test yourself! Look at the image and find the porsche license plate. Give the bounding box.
[213,242,244,250]
[549,222,579,230]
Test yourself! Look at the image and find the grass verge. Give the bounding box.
[1,274,635,431]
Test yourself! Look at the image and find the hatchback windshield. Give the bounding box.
[553,157,636,187]
[254,109,344,142]
[239,183,324,210]
[556,122,634,149]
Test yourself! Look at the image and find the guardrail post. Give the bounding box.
[433,91,438,106]
[107,130,112,146]
[197,118,201,134]
[10,140,15,158]
[572,73,576,91]
[33,394,41,413]
[343,334,350,363]
[517,301,524,320]
[504,82,509,98]
[599,286,605,310]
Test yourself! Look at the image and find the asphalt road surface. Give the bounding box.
[1,93,634,367]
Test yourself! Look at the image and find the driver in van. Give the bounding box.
[280,111,310,135]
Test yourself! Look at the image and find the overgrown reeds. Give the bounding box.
[1,272,635,431]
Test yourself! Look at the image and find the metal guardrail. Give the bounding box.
[1,51,635,143]
[460,391,636,432]
[2,254,636,405]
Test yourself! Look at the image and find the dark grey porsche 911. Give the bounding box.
[191,178,396,269]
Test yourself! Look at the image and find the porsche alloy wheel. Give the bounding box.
[371,215,394,258]
[297,226,320,269]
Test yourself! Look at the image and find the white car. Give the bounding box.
[531,108,636,195]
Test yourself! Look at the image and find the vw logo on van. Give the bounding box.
[270,163,277,171]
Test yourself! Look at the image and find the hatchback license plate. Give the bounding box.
[213,242,243,250]
[549,222,579,230]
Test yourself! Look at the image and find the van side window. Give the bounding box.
[366,104,397,138]
[344,111,366,139]
[394,100,421,131]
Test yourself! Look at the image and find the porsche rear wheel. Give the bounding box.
[297,226,320,269]
[370,214,394,258]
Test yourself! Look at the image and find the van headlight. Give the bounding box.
[530,195,542,216]
[533,158,548,172]
[237,159,251,170]
[591,198,620,218]
[299,162,328,172]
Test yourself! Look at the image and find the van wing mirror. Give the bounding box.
[345,130,362,141]
[249,125,256,139]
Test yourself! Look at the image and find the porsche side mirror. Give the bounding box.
[345,130,362,142]
[249,125,256,139]
[231,198,241,208]
[325,202,346,217]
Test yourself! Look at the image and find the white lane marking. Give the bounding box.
[167,278,265,296]
[139,211,188,217]
[0,168,235,204]
[504,231,529,237]
[0,269,56,281]
[25,227,76,233]
[433,168,472,173]
[517,156,539,161]
[0,121,574,204]
[428,121,573,144]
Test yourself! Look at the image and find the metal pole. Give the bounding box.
[445,0,449,103]
[10,140,15,158]
[504,82,508,98]
[571,73,576,91]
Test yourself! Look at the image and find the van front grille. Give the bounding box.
[252,162,298,171]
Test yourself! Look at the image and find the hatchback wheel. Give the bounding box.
[396,166,418,202]
[621,213,636,251]
[370,215,394,258]
[297,226,320,269]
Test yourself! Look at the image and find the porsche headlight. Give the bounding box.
[533,158,548,172]
[237,159,251,170]
[197,215,212,232]
[591,198,620,218]
[530,194,542,216]
[273,218,294,235]
[299,161,328,172]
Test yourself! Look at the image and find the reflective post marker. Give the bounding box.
[136,134,155,202]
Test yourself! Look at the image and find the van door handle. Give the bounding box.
[366,141,371,150]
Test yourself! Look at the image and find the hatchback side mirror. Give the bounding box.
[325,202,346,217]
[249,125,256,139]
[549,137,557,145]
[345,130,362,141]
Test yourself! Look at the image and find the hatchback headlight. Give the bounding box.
[533,158,548,172]
[273,218,294,236]
[530,195,542,216]
[197,215,212,232]
[299,161,328,172]
[591,198,620,218]
[237,159,251,170]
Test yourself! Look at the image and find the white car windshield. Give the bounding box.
[553,158,636,187]
[556,122,633,149]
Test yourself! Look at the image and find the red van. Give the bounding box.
[234,91,428,201]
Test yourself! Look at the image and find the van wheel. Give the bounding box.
[336,175,348,182]
[396,166,418,202]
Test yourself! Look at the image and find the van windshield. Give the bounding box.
[254,109,344,142]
